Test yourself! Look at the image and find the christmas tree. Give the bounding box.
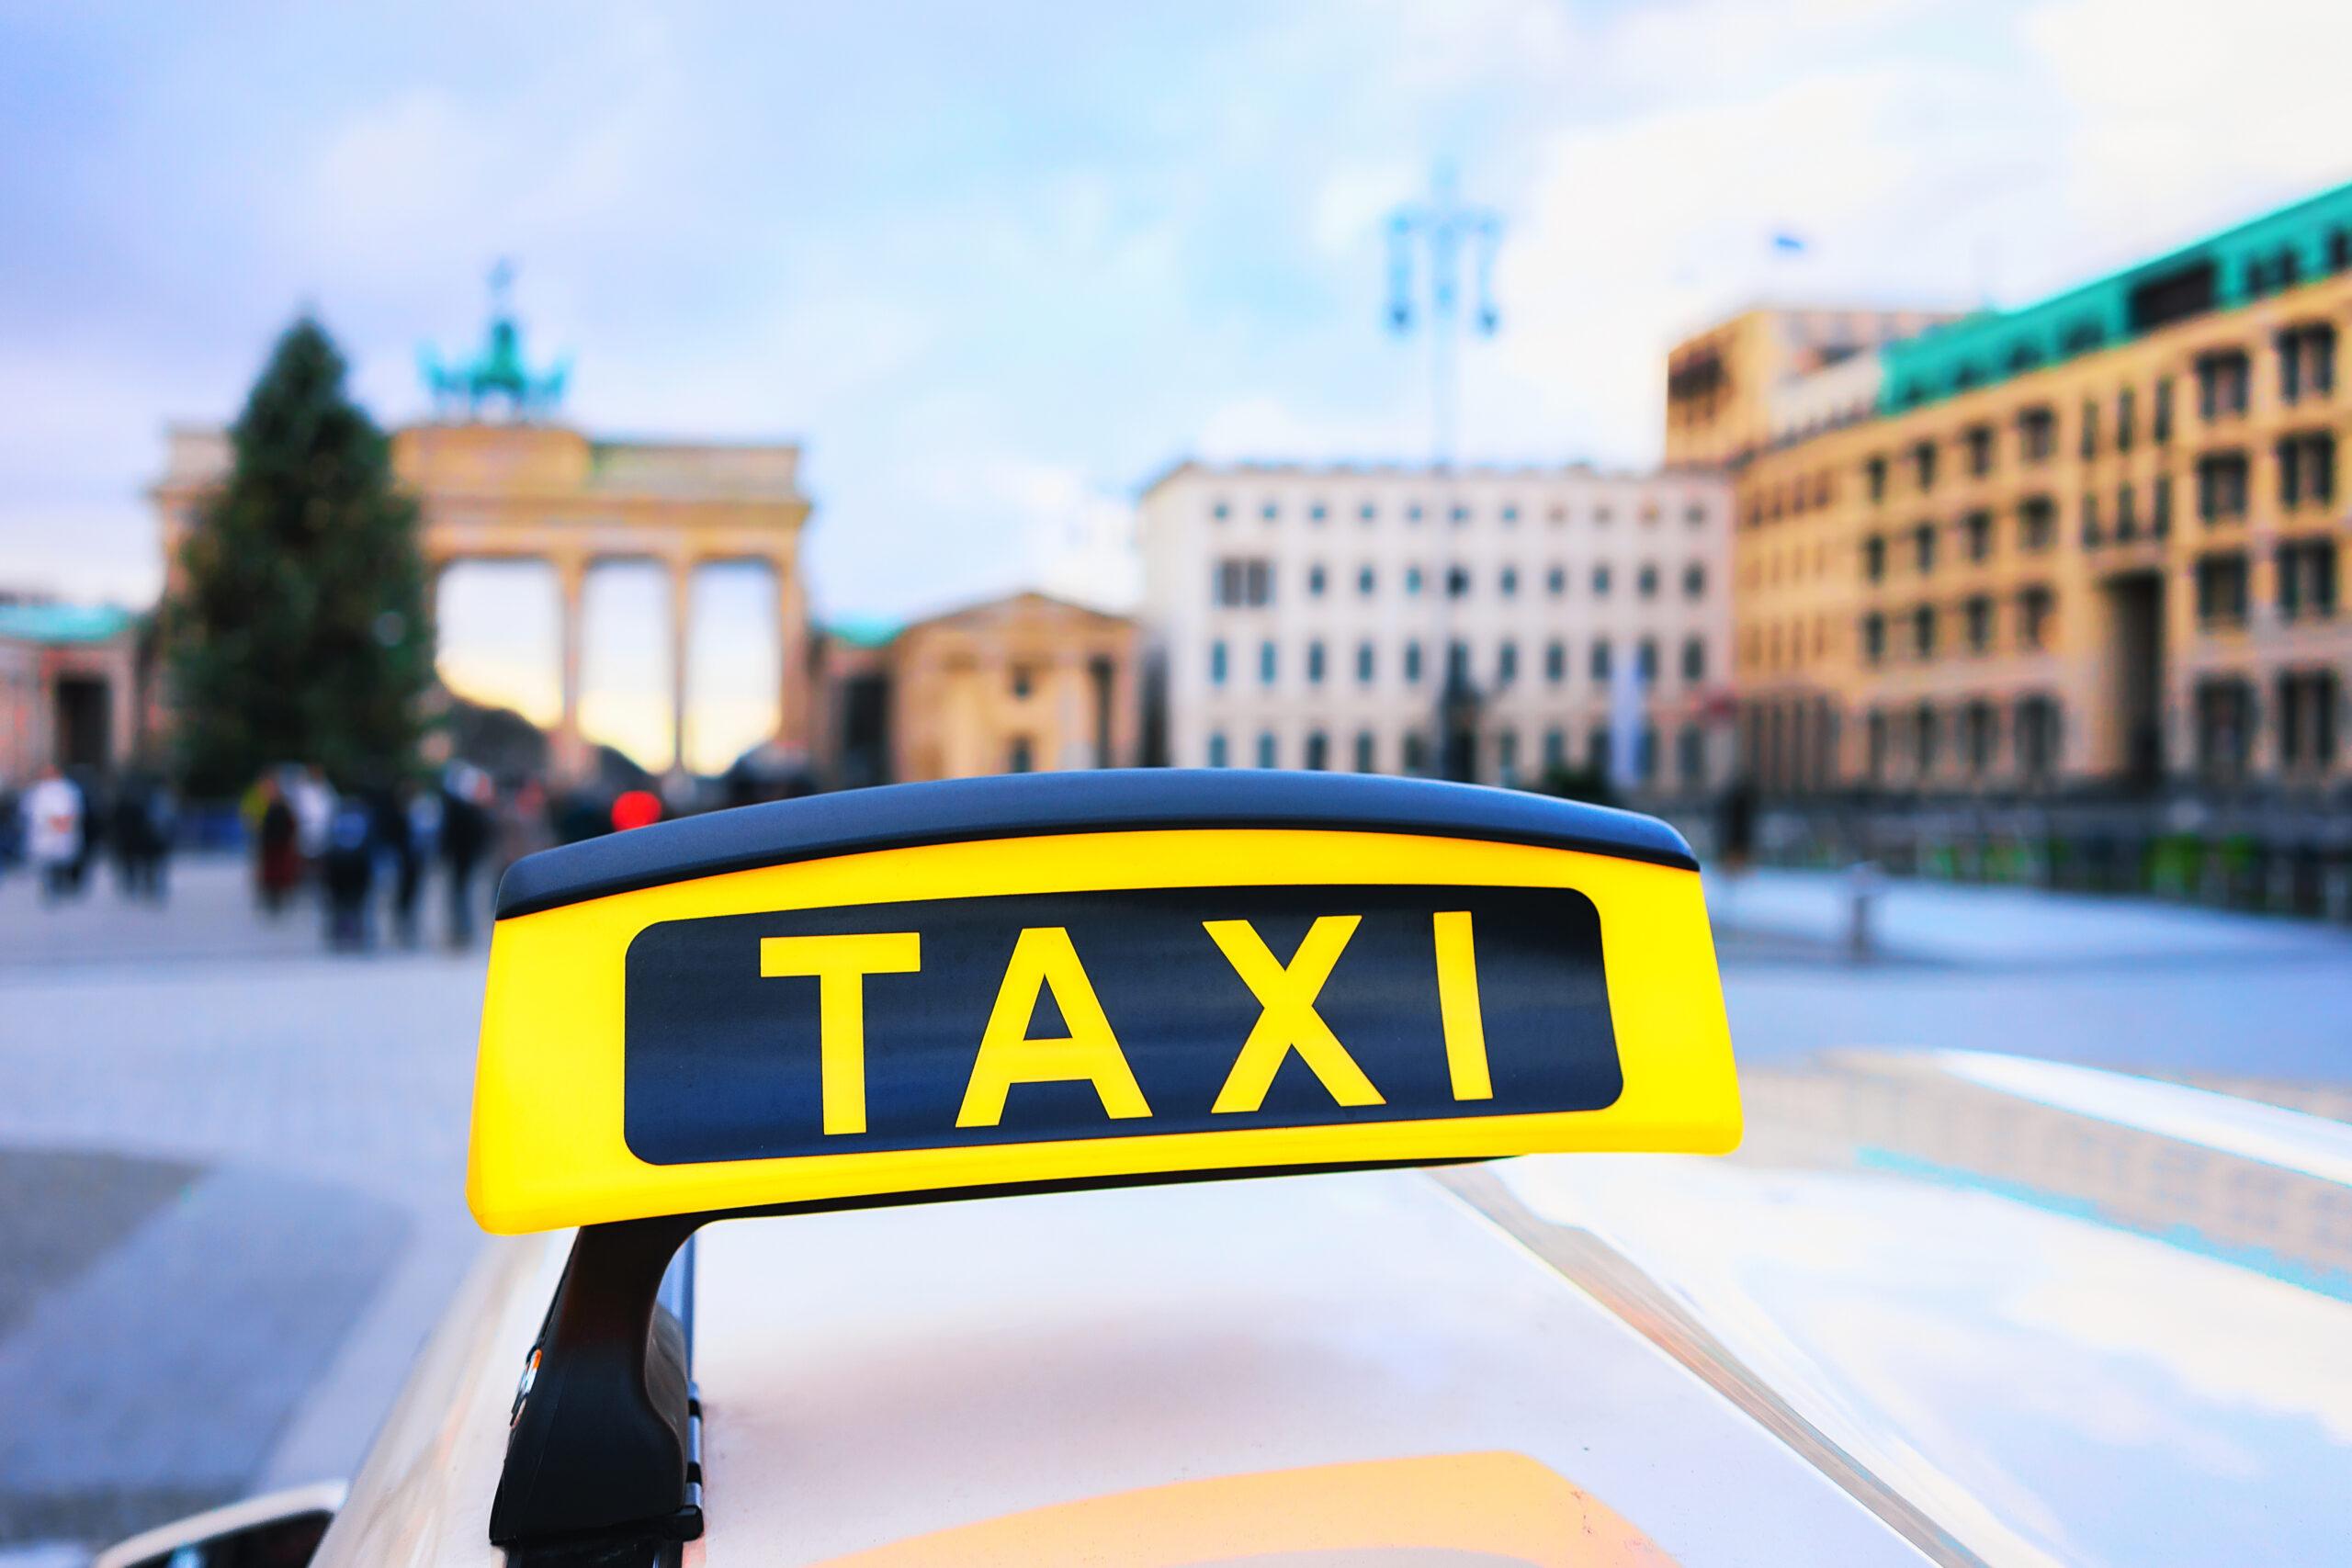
[166,315,435,796]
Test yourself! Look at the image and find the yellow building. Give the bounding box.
[1664,307,1955,468]
[812,592,1139,785]
[1689,185,2352,804]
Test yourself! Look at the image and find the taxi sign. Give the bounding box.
[468,771,1738,1234]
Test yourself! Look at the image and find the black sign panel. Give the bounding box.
[623,884,1618,1166]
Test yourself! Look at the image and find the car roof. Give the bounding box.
[687,1167,1921,1566]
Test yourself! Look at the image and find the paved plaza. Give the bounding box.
[0,852,2347,1559]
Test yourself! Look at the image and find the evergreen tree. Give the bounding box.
[166,315,435,795]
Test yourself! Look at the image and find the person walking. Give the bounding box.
[439,764,493,949]
[21,764,84,903]
[321,788,378,951]
[109,771,171,901]
[378,779,425,948]
[289,764,335,893]
[254,774,302,914]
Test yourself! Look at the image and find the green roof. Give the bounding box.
[1879,180,2352,413]
[0,603,136,645]
[824,615,903,649]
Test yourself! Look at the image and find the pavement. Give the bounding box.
[0,852,2347,1559]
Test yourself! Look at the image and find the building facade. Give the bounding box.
[1137,463,1733,795]
[0,599,145,788]
[1665,307,1956,468]
[809,592,1139,787]
[1702,183,2352,804]
[154,421,814,782]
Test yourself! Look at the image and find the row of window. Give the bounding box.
[1208,634,1710,689]
[1860,696,2065,780]
[1201,722,1711,786]
[2193,541,2343,626]
[1850,589,2057,666]
[1747,320,2345,526]
[1208,496,1713,529]
[1210,555,1709,607]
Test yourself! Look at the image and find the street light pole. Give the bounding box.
[1385,166,1503,782]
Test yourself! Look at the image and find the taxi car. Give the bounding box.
[100,772,2352,1567]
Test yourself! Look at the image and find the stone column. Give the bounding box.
[553,554,591,784]
[670,558,695,777]
[774,558,808,763]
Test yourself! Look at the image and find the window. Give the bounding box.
[1307,564,1327,597]
[1912,522,1936,573]
[1914,704,1940,774]
[1964,595,1994,654]
[2278,539,2339,620]
[1259,639,1277,683]
[1866,455,1889,502]
[1011,664,1034,699]
[1963,702,1995,774]
[2278,431,2337,507]
[1355,640,1376,682]
[1964,511,1993,561]
[1677,725,1705,786]
[2279,322,2338,403]
[1211,500,1232,522]
[2017,405,2056,462]
[1353,730,1377,772]
[1589,639,1612,681]
[1547,565,1566,595]
[1679,636,1706,684]
[1359,502,1377,523]
[1497,729,1520,784]
[2019,495,2055,552]
[1636,638,1658,682]
[1445,640,1470,688]
[2195,552,2250,626]
[1637,564,1658,598]
[1213,558,1273,606]
[1407,502,1425,524]
[1206,731,1228,767]
[1446,565,1470,598]
[1863,534,1886,581]
[1499,566,1519,597]
[2018,586,2054,650]
[1402,733,1429,773]
[1304,730,1329,770]
[2116,484,2138,540]
[1591,564,1612,596]
[1686,502,1709,526]
[1405,566,1424,595]
[1866,711,1889,781]
[1965,423,1995,476]
[2016,697,2060,780]
[2196,349,2251,420]
[1259,501,1279,522]
[1911,604,1938,659]
[2154,377,2174,444]
[1007,735,1034,773]
[1497,640,1519,684]
[2117,388,2136,452]
[1306,639,1326,684]
[1308,501,1328,524]
[1501,503,1520,525]
[2154,475,2174,536]
[1544,639,1566,682]
[1403,640,1423,682]
[1544,728,1566,771]
[1256,731,1278,769]
[1450,503,1470,525]
[2078,398,2098,459]
[1209,640,1228,684]
[1357,564,1375,596]
[2198,452,2250,523]
[1911,440,1937,491]
[2194,678,2254,779]
[2278,670,2341,770]
[2081,492,2100,547]
[1861,612,1886,664]
[1682,562,1706,599]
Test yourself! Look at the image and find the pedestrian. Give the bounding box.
[290,764,335,891]
[254,774,302,914]
[109,770,171,901]
[378,779,425,948]
[1718,776,1758,879]
[321,788,378,951]
[20,764,84,903]
[440,764,493,949]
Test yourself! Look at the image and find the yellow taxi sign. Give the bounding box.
[468,773,1738,1234]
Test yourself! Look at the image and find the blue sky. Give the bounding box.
[3,0,2344,768]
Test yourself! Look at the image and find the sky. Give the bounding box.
[3,0,2346,770]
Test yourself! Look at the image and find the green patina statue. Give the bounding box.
[420,260,570,419]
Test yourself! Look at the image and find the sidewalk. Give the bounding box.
[1707,867,2352,968]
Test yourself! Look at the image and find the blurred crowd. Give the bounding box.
[7,760,681,953]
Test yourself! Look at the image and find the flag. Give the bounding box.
[1770,231,1808,254]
